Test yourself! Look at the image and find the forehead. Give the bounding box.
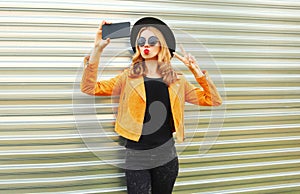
[140,29,155,37]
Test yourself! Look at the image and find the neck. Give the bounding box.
[144,59,160,77]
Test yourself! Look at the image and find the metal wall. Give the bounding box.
[1,0,300,193]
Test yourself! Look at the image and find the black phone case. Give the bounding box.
[102,22,130,39]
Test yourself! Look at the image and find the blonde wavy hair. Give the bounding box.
[129,26,179,86]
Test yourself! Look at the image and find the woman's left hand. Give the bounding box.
[173,45,204,77]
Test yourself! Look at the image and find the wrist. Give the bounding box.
[93,45,103,53]
[192,69,204,78]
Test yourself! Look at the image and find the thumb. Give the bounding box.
[105,38,110,45]
[102,38,110,49]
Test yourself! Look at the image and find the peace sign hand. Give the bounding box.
[173,45,204,77]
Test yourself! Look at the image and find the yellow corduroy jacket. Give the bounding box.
[81,56,222,143]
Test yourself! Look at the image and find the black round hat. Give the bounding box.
[130,17,176,58]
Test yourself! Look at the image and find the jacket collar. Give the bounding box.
[128,76,146,102]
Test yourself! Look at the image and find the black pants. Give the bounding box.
[125,157,178,194]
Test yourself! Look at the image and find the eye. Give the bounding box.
[137,37,146,47]
[148,36,159,46]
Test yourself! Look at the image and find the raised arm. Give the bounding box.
[173,46,222,106]
[80,20,123,96]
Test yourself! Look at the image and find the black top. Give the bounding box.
[125,76,174,150]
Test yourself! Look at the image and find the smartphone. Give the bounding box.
[102,22,130,39]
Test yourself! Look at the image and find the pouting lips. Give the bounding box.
[144,49,150,55]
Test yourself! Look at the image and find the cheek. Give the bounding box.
[153,46,161,55]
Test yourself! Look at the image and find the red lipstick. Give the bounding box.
[144,49,150,55]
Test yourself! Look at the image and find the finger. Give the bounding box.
[173,52,185,62]
[99,20,112,30]
[190,55,196,62]
[98,20,105,30]
[105,38,111,45]
[103,38,111,46]
[104,21,112,25]
[179,44,187,56]
[174,52,189,65]
[101,38,111,49]
[188,53,192,62]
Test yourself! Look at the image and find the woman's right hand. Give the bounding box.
[94,20,111,52]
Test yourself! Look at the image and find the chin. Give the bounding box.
[142,54,157,60]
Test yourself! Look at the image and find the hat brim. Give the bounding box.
[130,17,176,58]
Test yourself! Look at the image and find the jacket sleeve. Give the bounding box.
[184,71,222,106]
[80,56,125,96]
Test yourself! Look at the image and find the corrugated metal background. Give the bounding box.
[1,0,300,193]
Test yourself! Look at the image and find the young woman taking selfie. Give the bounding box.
[81,17,222,194]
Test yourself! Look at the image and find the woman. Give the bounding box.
[81,17,222,194]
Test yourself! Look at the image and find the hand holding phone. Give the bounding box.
[93,21,112,51]
[102,22,130,39]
